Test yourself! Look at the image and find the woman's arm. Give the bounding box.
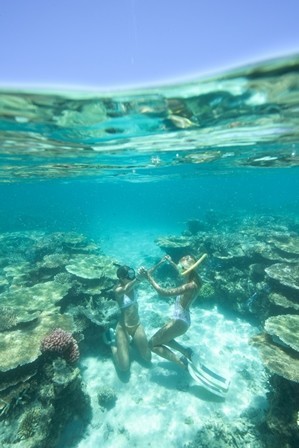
[148,254,178,274]
[115,278,139,296]
[164,255,180,273]
[124,277,140,293]
[145,270,196,297]
[148,257,167,274]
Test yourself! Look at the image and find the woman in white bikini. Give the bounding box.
[139,254,231,397]
[109,265,151,372]
[138,254,207,370]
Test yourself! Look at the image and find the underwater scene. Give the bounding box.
[0,55,299,448]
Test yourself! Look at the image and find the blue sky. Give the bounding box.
[1,0,299,89]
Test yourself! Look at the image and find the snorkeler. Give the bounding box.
[138,254,230,397]
[105,265,151,372]
[138,254,206,369]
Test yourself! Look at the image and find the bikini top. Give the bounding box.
[119,290,137,310]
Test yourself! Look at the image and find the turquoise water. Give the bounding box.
[0,55,299,448]
[0,170,298,244]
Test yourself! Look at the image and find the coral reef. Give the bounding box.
[154,216,299,320]
[197,282,216,302]
[272,236,299,256]
[154,215,299,448]
[185,416,264,448]
[259,375,299,448]
[268,292,299,312]
[0,306,17,331]
[0,312,74,372]
[265,263,299,290]
[17,406,43,439]
[41,328,79,363]
[0,357,91,448]
[0,230,120,447]
[65,254,117,280]
[76,296,119,329]
[252,333,299,383]
[51,358,81,390]
[155,236,193,261]
[97,386,118,410]
[0,280,70,312]
[265,314,299,352]
[252,314,299,384]
[0,220,297,447]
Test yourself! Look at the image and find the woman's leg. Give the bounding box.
[149,320,189,369]
[111,324,130,372]
[166,339,192,359]
[132,324,152,363]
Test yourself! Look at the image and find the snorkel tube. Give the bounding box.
[181,253,208,276]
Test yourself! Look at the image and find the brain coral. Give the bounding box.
[40,328,79,363]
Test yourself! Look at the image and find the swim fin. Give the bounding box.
[187,358,230,398]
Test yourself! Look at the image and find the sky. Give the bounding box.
[0,0,299,90]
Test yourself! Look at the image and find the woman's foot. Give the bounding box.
[179,355,189,370]
[103,328,116,346]
[185,347,194,361]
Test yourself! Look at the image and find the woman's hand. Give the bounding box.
[137,266,149,279]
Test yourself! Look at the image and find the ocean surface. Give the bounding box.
[0,55,299,448]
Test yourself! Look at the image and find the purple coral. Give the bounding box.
[41,328,79,363]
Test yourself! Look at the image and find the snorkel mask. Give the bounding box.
[126,267,136,280]
[177,254,207,276]
[116,264,136,281]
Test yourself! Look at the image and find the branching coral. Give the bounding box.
[40,328,79,363]
[17,407,43,439]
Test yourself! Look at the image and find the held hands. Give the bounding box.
[138,255,172,279]
[149,255,168,274]
[137,266,149,279]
